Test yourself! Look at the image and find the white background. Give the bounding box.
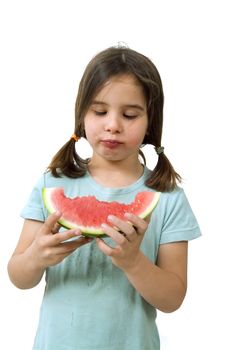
[1,1,233,349]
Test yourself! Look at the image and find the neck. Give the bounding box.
[88,158,144,188]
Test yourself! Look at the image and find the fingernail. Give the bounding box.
[107,215,114,222]
[124,213,131,218]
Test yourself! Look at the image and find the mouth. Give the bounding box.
[101,139,123,149]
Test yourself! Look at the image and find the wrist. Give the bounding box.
[26,245,46,275]
[123,251,145,275]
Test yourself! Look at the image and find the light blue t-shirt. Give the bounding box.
[21,167,201,350]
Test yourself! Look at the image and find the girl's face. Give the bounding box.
[84,74,148,166]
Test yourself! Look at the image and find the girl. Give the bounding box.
[8,46,201,350]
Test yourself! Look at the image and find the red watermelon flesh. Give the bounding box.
[42,188,160,237]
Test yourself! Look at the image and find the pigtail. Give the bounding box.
[47,137,88,178]
[139,149,146,165]
[146,151,182,192]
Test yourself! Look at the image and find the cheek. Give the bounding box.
[127,130,146,147]
[84,118,97,138]
[127,123,148,145]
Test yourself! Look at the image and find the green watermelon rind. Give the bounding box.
[138,192,160,219]
[42,188,160,237]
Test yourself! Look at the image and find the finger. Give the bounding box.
[144,213,152,224]
[51,228,84,245]
[40,212,62,235]
[124,213,148,235]
[101,223,128,245]
[107,215,136,241]
[59,235,93,252]
[50,236,93,258]
[51,222,61,234]
[96,237,117,256]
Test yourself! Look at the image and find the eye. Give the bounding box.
[93,110,107,116]
[123,113,138,119]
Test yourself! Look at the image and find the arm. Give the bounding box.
[8,219,47,289]
[8,212,93,289]
[96,213,187,313]
[124,242,187,312]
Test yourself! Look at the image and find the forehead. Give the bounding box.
[93,74,146,105]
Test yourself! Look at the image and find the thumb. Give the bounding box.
[40,211,62,235]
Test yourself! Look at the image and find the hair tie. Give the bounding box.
[70,134,79,142]
[155,146,164,155]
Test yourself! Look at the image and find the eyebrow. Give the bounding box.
[91,100,145,111]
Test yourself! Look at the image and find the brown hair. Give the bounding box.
[48,46,181,192]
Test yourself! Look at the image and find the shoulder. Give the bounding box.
[40,171,82,188]
[144,168,188,212]
[20,171,84,221]
[156,186,192,220]
[155,186,201,242]
[160,186,187,206]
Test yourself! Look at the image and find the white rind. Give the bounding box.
[139,192,161,219]
[42,188,58,214]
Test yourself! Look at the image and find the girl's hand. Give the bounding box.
[96,213,149,272]
[28,212,93,269]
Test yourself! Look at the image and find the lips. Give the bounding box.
[102,139,122,143]
[101,139,123,149]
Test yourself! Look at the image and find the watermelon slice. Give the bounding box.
[42,188,160,237]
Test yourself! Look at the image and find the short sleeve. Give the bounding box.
[159,188,201,244]
[20,174,46,222]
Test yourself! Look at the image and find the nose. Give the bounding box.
[104,114,122,133]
